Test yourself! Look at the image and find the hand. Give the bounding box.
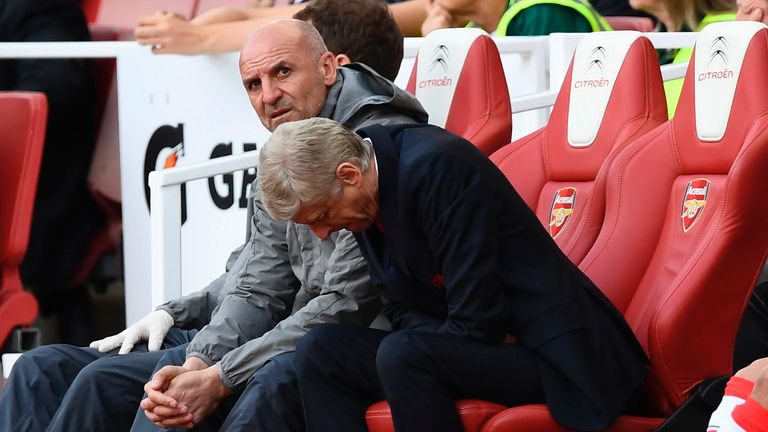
[751,364,768,411]
[89,310,174,354]
[141,364,233,428]
[134,11,208,55]
[421,2,455,36]
[141,365,194,429]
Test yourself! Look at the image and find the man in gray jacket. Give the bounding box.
[0,18,426,432]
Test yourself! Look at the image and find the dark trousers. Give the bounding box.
[295,324,546,432]
[131,350,304,432]
[735,281,768,372]
[0,327,195,432]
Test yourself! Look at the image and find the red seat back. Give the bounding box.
[80,0,101,23]
[406,28,511,156]
[0,92,47,347]
[491,32,667,264]
[366,32,667,432]
[619,21,768,412]
[482,22,768,432]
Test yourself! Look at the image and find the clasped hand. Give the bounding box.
[141,358,233,429]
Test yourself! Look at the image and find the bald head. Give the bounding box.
[239,19,338,132]
[241,19,328,64]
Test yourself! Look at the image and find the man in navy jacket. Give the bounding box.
[257,118,649,432]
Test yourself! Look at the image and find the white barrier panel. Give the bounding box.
[117,47,266,323]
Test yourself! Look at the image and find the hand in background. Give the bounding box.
[421,1,455,36]
[135,10,207,55]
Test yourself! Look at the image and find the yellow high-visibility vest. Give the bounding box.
[495,0,612,35]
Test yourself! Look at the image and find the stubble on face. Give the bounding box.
[239,21,333,132]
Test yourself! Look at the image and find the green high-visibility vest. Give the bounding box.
[664,12,736,118]
[495,0,612,35]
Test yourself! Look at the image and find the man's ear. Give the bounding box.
[321,51,337,86]
[335,54,352,67]
[336,162,362,185]
[756,7,767,25]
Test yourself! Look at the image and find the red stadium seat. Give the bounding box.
[483,21,768,431]
[491,31,667,264]
[405,28,511,156]
[367,400,508,432]
[80,0,101,23]
[366,31,667,432]
[0,92,47,350]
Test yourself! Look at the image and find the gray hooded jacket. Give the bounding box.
[157,63,428,389]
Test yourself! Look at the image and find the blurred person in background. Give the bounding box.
[629,0,735,33]
[292,0,404,81]
[419,0,611,37]
[134,0,426,55]
[628,0,736,116]
[591,0,652,16]
[0,0,104,345]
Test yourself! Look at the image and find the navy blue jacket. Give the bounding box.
[354,123,648,431]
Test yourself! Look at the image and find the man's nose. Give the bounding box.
[310,224,331,240]
[261,80,282,104]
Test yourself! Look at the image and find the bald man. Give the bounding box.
[0,20,426,432]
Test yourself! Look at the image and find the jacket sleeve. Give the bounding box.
[407,150,508,343]
[155,180,257,329]
[156,274,225,330]
[184,187,301,365]
[155,243,244,329]
[380,287,442,332]
[217,229,380,389]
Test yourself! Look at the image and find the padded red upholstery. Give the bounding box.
[367,400,507,432]
[80,0,101,23]
[483,22,768,431]
[95,0,196,36]
[480,404,663,432]
[0,92,47,349]
[406,29,511,156]
[605,16,655,32]
[491,33,667,264]
[365,33,666,432]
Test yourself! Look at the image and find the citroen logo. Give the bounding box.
[429,44,449,73]
[585,46,607,74]
[708,36,729,66]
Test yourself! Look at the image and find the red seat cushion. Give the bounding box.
[0,92,47,347]
[481,405,663,432]
[367,400,507,432]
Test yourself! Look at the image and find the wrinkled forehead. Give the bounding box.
[240,27,311,67]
